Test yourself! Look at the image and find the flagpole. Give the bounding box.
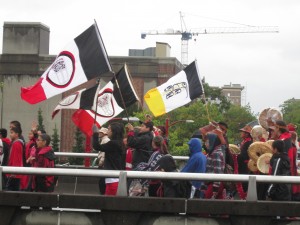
[93,78,101,124]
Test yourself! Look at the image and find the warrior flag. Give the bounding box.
[21,23,112,104]
[52,64,138,136]
[144,60,203,117]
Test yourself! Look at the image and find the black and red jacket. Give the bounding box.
[33,146,55,192]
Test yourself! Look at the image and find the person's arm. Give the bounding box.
[127,133,149,149]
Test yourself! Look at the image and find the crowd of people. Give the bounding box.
[0,121,55,192]
[92,116,300,201]
[1,115,299,203]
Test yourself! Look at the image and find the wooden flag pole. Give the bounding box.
[84,78,101,168]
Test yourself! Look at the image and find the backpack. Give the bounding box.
[157,180,192,198]
[176,180,192,198]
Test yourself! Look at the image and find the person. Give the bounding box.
[204,133,226,199]
[95,127,110,195]
[181,138,206,198]
[266,140,291,201]
[32,134,55,192]
[147,135,169,196]
[92,122,125,196]
[0,128,10,166]
[155,154,191,198]
[0,128,10,189]
[9,120,25,142]
[156,125,169,146]
[21,129,38,191]
[271,120,300,200]
[97,127,110,168]
[128,135,168,197]
[126,120,154,169]
[237,125,253,192]
[5,127,24,191]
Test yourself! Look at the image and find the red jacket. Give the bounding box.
[7,139,24,178]
[33,146,55,192]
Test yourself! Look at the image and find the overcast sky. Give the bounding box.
[1,0,299,115]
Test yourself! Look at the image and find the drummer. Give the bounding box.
[237,125,253,192]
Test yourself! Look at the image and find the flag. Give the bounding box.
[52,85,98,119]
[52,64,139,136]
[144,60,203,117]
[21,23,112,104]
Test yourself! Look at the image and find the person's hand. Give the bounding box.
[126,123,134,132]
[92,124,99,134]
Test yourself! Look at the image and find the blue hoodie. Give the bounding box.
[181,138,207,189]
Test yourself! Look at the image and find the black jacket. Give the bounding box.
[92,133,124,170]
[267,153,291,201]
[127,131,153,168]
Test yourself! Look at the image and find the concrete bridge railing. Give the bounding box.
[1,166,300,225]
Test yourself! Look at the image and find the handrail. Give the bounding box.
[2,166,300,201]
[54,152,189,161]
[1,166,300,184]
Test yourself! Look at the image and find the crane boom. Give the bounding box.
[141,25,279,66]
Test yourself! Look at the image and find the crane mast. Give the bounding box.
[141,12,279,66]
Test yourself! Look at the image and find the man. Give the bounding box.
[6,127,24,191]
[126,121,154,169]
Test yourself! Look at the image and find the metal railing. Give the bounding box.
[1,166,300,201]
[54,152,189,161]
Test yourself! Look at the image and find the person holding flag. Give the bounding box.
[92,122,125,196]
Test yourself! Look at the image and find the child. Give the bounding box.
[6,127,24,191]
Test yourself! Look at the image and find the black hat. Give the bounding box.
[155,155,176,172]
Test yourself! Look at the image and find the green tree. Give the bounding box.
[37,107,45,131]
[224,104,256,144]
[280,98,300,132]
[203,81,231,112]
[51,124,60,163]
[69,128,85,165]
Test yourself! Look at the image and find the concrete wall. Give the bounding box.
[3,22,50,55]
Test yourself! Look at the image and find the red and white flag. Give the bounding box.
[52,65,139,136]
[21,23,112,104]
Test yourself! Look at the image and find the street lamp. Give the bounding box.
[165,118,194,138]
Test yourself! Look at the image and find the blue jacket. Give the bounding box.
[181,138,207,189]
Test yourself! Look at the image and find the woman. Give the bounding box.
[33,134,55,192]
[92,123,125,196]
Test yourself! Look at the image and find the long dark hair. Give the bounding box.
[109,122,124,141]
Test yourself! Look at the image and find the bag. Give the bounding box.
[128,179,147,196]
[176,180,192,198]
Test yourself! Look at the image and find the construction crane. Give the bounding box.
[141,12,279,66]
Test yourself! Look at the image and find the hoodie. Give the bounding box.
[181,138,207,189]
[267,153,291,201]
